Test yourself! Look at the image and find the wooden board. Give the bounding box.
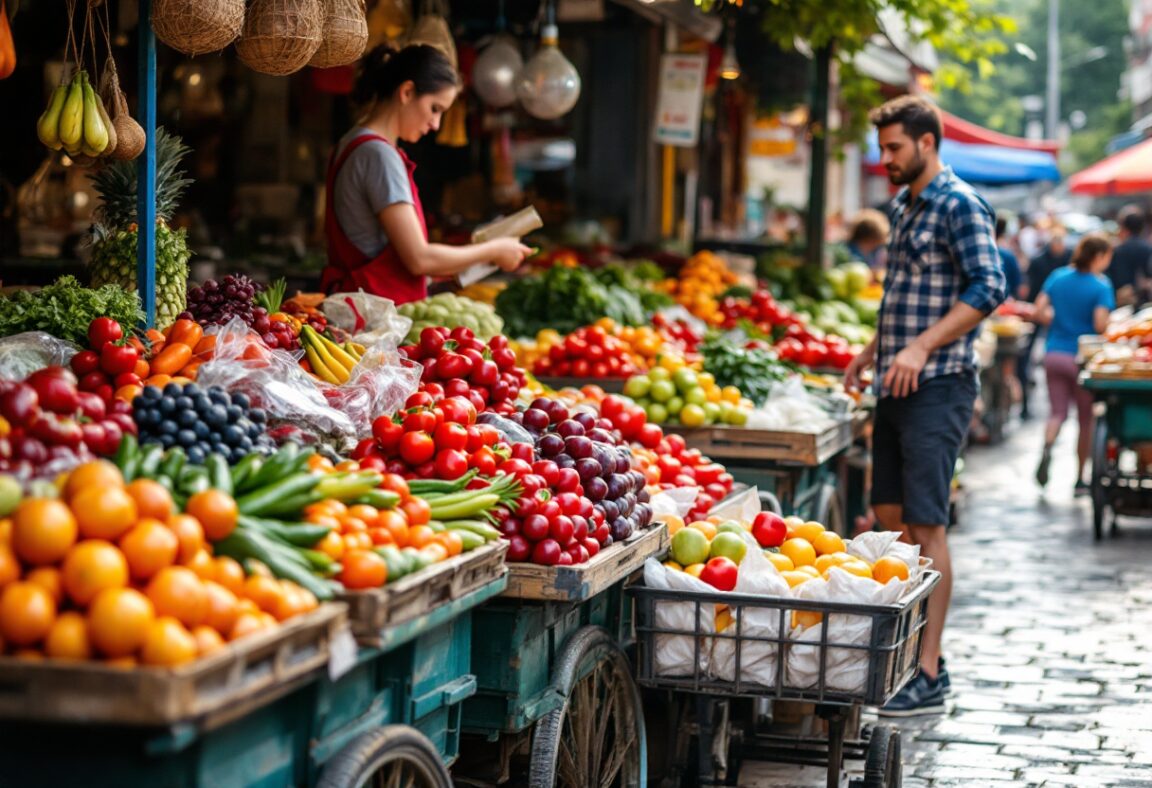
[0,603,347,727]
[501,524,669,602]
[667,417,856,466]
[338,541,508,646]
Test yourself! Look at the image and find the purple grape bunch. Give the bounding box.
[181,274,264,328]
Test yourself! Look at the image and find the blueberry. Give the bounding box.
[159,419,179,436]
[230,447,248,464]
[159,433,176,448]
[174,396,193,411]
[177,429,198,448]
[249,408,267,424]
[238,436,253,451]
[163,383,183,398]
[193,394,213,412]
[177,410,199,428]
[209,388,230,405]
[183,383,201,398]
[137,409,160,428]
[194,422,211,439]
[223,424,244,444]
[225,405,244,422]
[205,405,228,428]
[140,385,162,402]
[186,445,206,464]
[247,422,263,438]
[158,398,176,415]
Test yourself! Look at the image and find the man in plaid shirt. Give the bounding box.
[845,95,1006,716]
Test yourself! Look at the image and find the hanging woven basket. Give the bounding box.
[152,0,246,56]
[308,0,369,69]
[236,0,324,76]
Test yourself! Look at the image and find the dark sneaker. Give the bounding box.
[1074,482,1090,498]
[879,671,946,717]
[1035,450,1052,488]
[938,657,951,697]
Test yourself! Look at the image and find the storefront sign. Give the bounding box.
[654,54,708,147]
[749,116,798,158]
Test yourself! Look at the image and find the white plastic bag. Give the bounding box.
[710,538,791,687]
[643,557,716,677]
[0,332,78,380]
[650,487,699,520]
[847,531,923,585]
[321,291,412,351]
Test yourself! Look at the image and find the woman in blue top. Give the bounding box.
[1032,232,1115,493]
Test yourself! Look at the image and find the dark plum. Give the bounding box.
[555,454,576,470]
[637,488,650,504]
[610,517,633,541]
[564,435,593,459]
[583,476,608,501]
[572,411,597,431]
[538,433,565,457]
[556,419,585,438]
[522,408,550,431]
[544,400,569,424]
[600,499,620,522]
[575,458,603,482]
[586,428,615,445]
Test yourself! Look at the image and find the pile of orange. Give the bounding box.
[302,472,462,590]
[653,251,740,326]
[0,460,318,667]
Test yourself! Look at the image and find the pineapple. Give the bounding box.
[88,128,193,328]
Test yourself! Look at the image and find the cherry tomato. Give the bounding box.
[398,431,436,466]
[418,327,448,357]
[403,410,437,434]
[401,497,432,526]
[470,446,498,476]
[439,396,477,426]
[434,448,470,480]
[437,352,472,379]
[87,317,123,352]
[70,350,101,377]
[509,442,535,463]
[100,342,139,376]
[433,422,469,452]
[372,417,404,452]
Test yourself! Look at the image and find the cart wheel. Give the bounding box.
[1091,417,1109,541]
[860,725,901,788]
[317,725,452,788]
[528,626,646,788]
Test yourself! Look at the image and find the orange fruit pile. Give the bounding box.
[0,460,318,667]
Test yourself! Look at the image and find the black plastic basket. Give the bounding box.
[629,569,939,707]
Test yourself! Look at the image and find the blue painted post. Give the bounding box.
[136,0,157,327]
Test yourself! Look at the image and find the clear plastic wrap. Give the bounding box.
[321,346,423,435]
[321,291,412,350]
[0,332,79,381]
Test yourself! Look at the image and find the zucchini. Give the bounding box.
[206,453,233,495]
[230,453,262,492]
[113,433,138,475]
[236,473,319,517]
[158,447,186,482]
[137,443,165,478]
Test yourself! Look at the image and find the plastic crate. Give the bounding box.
[629,570,939,707]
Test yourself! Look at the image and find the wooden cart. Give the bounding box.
[1082,371,1152,539]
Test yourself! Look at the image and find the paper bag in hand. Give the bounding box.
[455,206,543,287]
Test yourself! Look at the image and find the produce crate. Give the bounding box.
[535,376,627,394]
[337,541,508,647]
[667,418,856,466]
[500,525,669,602]
[0,603,347,727]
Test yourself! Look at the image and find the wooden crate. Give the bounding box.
[0,603,347,727]
[501,524,669,602]
[668,417,856,466]
[535,376,626,394]
[338,541,508,645]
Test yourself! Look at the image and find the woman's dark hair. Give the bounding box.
[1071,232,1112,272]
[352,44,459,107]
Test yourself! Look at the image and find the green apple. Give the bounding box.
[646,402,669,423]
[703,402,721,424]
[665,396,685,416]
[725,407,749,426]
[0,474,21,518]
[623,375,651,399]
[679,403,707,427]
[671,527,711,566]
[648,367,671,382]
[650,380,676,403]
[709,532,748,563]
[673,368,699,392]
[716,520,745,536]
[684,387,708,406]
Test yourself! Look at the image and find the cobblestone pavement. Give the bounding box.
[742,411,1152,787]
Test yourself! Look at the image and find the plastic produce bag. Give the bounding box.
[643,558,717,677]
[322,346,422,437]
[710,539,791,686]
[847,531,923,584]
[0,332,78,380]
[476,411,534,444]
[321,291,412,350]
[650,486,699,520]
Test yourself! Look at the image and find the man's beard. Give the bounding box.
[887,151,926,185]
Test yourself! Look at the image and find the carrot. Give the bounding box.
[178,360,201,378]
[151,343,193,376]
[145,328,166,345]
[127,336,146,355]
[114,384,143,402]
[193,334,217,357]
[134,358,151,378]
[149,340,166,357]
[145,374,173,388]
[167,319,203,348]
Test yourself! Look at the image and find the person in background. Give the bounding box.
[845,95,1006,717]
[1017,213,1045,262]
[1106,205,1152,308]
[846,208,891,268]
[1031,233,1115,495]
[321,44,531,303]
[996,217,1022,300]
[1018,228,1070,419]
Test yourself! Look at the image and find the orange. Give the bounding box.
[274,584,316,621]
[0,581,56,646]
[315,531,345,560]
[0,544,19,587]
[140,616,198,667]
[146,566,208,628]
[872,556,910,584]
[63,460,124,502]
[167,514,205,564]
[192,625,226,656]
[407,525,436,549]
[420,543,448,564]
[687,521,717,541]
[340,517,369,534]
[792,610,823,629]
[815,552,852,574]
[660,514,686,536]
[811,531,846,556]
[0,517,11,545]
[125,479,174,522]
[25,566,63,603]
[794,565,821,578]
[201,580,239,635]
[104,655,138,668]
[62,540,129,606]
[436,530,464,557]
[185,490,239,542]
[339,550,388,590]
[400,498,431,526]
[765,552,795,572]
[212,556,246,595]
[684,563,706,578]
[780,570,812,588]
[662,560,683,572]
[229,611,268,641]
[838,560,874,579]
[346,505,380,528]
[87,587,155,658]
[119,518,179,581]
[779,538,816,568]
[11,499,78,566]
[244,575,286,616]
[44,611,92,660]
[72,486,138,541]
[184,548,215,580]
[783,516,805,536]
[378,510,409,547]
[792,522,826,544]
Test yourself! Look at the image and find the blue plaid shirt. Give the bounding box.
[875,167,1006,397]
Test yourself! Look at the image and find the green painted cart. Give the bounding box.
[1082,372,1152,539]
[454,526,668,787]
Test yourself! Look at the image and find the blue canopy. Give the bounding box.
[866,135,1060,185]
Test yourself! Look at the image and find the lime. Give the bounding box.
[666,396,685,416]
[650,380,676,403]
[702,402,721,424]
[684,387,708,406]
[648,367,672,382]
[673,368,699,392]
[623,376,651,399]
[671,527,711,566]
[646,402,669,423]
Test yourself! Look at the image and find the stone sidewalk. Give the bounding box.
[742,411,1152,787]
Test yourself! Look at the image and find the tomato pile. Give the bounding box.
[773,324,854,370]
[651,313,703,354]
[401,327,525,415]
[532,325,642,380]
[719,289,799,331]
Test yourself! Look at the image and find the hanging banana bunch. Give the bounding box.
[37,69,116,160]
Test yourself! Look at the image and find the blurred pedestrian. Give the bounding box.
[1107,205,1152,308]
[996,217,1022,300]
[1031,232,1115,494]
[846,208,891,268]
[1018,228,1070,419]
[845,95,1005,717]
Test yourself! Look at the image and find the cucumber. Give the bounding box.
[452,529,486,552]
[206,453,233,495]
[159,447,186,482]
[236,473,319,517]
[230,453,262,491]
[445,519,501,542]
[137,443,165,478]
[113,433,138,475]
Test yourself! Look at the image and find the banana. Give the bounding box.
[37,84,68,149]
[95,89,117,157]
[81,73,109,155]
[57,72,86,150]
[302,326,355,376]
[308,335,350,383]
[320,335,358,372]
[343,342,363,361]
[350,342,366,356]
[303,343,340,385]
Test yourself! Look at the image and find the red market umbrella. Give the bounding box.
[1068,138,1152,196]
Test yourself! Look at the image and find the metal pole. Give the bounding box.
[136,0,157,327]
[805,44,832,269]
[1046,0,1060,139]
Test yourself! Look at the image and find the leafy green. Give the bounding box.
[496,266,649,338]
[0,276,144,345]
[701,336,792,406]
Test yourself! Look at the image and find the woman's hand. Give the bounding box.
[489,238,534,271]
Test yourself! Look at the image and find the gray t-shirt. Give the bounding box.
[333,127,414,258]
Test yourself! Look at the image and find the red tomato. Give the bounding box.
[378,473,411,501]
[498,458,533,478]
[433,422,469,452]
[87,317,123,351]
[398,431,436,466]
[572,359,590,378]
[418,327,448,357]
[405,391,436,410]
[434,448,470,480]
[403,410,437,434]
[439,396,477,426]
[372,417,404,452]
[100,342,139,376]
[798,342,827,368]
[70,350,101,376]
[469,446,498,476]
[600,395,627,420]
[751,512,788,548]
[699,557,739,591]
[437,352,472,379]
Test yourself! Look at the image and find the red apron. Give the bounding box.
[320,133,428,305]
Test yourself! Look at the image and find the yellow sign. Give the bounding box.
[748,116,797,158]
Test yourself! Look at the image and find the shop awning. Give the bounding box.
[1067,137,1152,195]
[939,109,1061,156]
[865,136,1061,185]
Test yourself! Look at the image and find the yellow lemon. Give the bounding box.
[779,538,816,568]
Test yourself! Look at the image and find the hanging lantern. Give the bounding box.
[515,23,580,120]
[473,35,523,108]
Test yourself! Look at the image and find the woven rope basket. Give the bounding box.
[152,0,245,56]
[308,0,368,68]
[236,0,324,76]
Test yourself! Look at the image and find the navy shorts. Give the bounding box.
[871,372,977,526]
